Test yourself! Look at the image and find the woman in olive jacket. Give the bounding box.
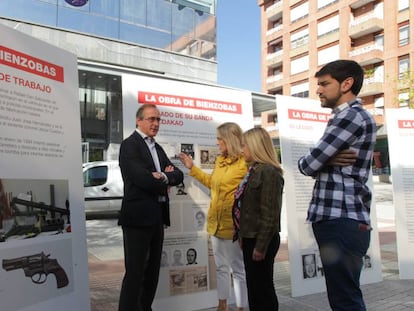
[234,127,284,311]
[179,122,248,311]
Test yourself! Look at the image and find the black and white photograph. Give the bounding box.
[302,253,317,279]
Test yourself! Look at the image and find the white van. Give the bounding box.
[82,161,123,219]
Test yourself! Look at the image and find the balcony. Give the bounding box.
[266,24,283,42]
[266,74,283,84]
[266,1,283,22]
[200,41,216,60]
[349,44,383,66]
[349,13,384,39]
[290,42,309,58]
[266,50,283,68]
[359,77,384,97]
[266,75,284,92]
[349,0,375,9]
[316,30,340,48]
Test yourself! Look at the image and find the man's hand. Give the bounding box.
[164,165,174,172]
[152,172,164,180]
[153,166,174,180]
[328,149,357,166]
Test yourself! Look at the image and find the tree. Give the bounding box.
[397,70,414,109]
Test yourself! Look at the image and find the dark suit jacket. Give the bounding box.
[118,131,183,227]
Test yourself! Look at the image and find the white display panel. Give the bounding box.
[0,24,89,310]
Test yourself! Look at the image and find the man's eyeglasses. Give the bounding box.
[143,117,161,123]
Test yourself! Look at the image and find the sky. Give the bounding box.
[216,1,262,93]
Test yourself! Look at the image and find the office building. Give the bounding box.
[2,0,274,161]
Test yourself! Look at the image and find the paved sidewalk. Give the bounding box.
[89,182,414,310]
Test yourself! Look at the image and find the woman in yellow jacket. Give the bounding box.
[179,122,248,311]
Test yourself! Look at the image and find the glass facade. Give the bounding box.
[78,70,123,162]
[0,0,217,162]
[0,0,216,60]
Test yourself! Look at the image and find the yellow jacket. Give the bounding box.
[190,155,247,239]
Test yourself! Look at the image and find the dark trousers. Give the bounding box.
[118,223,164,311]
[312,218,370,311]
[242,233,280,311]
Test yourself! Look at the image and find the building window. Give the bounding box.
[375,34,384,47]
[373,97,384,116]
[374,97,384,108]
[399,56,410,78]
[398,57,412,108]
[267,113,278,124]
[272,68,282,79]
[290,1,309,23]
[291,81,309,98]
[317,14,339,37]
[398,0,409,11]
[272,43,283,52]
[399,25,409,46]
[373,65,384,82]
[272,18,283,29]
[317,0,338,10]
[398,92,409,107]
[291,55,309,75]
[317,45,339,66]
[267,67,283,84]
[291,28,309,49]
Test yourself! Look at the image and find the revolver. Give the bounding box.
[2,251,69,289]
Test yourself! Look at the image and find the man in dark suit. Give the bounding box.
[118,104,184,311]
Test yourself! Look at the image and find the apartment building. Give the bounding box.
[259,0,413,124]
[259,0,413,175]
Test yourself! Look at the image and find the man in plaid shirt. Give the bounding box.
[298,60,376,311]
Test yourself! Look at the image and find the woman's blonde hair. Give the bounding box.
[217,122,243,158]
[243,127,283,173]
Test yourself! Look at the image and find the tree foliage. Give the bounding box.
[397,70,414,109]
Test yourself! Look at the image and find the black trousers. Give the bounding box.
[242,233,280,311]
[118,222,164,311]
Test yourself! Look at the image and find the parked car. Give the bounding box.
[83,161,123,219]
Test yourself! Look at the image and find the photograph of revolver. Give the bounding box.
[2,251,69,289]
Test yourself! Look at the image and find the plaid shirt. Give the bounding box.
[298,99,376,225]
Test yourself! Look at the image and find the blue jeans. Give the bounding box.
[312,218,370,311]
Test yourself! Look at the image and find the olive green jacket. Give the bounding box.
[239,163,284,253]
